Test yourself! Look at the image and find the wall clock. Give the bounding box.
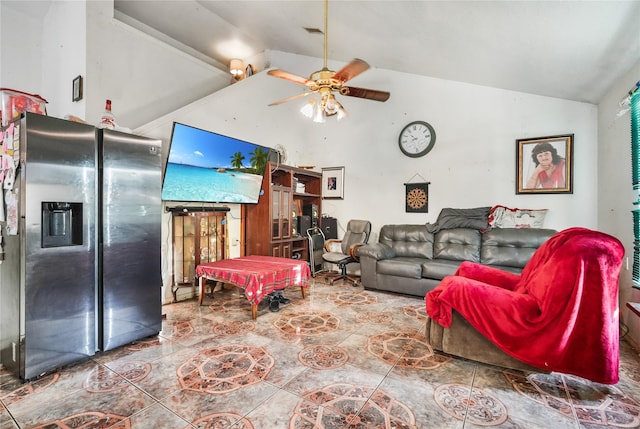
[398,121,436,158]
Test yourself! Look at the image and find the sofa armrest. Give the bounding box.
[349,243,366,262]
[455,261,520,291]
[356,243,396,260]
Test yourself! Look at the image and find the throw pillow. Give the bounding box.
[488,205,548,228]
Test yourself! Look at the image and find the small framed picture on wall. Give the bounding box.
[321,166,344,199]
[72,75,83,102]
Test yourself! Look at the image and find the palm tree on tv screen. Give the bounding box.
[250,147,269,174]
[230,152,245,169]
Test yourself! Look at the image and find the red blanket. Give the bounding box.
[426,227,624,384]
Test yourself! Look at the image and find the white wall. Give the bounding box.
[1,2,49,102]
[141,50,599,233]
[41,1,87,121]
[1,1,87,120]
[0,2,609,309]
[598,58,640,348]
[84,1,231,130]
[269,52,597,238]
[1,1,230,129]
[137,50,599,302]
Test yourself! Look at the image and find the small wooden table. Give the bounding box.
[196,255,310,320]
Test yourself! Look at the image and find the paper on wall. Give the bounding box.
[5,190,17,235]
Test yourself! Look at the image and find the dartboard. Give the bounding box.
[407,188,427,209]
[405,182,430,213]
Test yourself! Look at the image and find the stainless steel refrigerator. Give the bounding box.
[0,113,162,379]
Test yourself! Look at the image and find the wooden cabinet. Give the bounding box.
[245,162,321,261]
[271,187,292,241]
[171,211,226,301]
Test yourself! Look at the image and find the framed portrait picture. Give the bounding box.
[321,166,344,199]
[72,75,83,102]
[516,134,573,194]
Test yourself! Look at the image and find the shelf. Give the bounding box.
[627,302,640,318]
[293,192,321,198]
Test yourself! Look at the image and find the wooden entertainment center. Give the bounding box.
[245,162,322,261]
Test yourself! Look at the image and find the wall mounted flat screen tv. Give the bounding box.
[162,122,272,203]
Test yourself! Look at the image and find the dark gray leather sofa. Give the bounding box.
[357,225,556,297]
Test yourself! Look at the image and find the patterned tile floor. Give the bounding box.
[2,278,640,428]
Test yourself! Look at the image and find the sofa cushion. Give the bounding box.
[379,224,434,259]
[433,228,481,262]
[421,259,463,280]
[481,228,556,268]
[376,257,426,279]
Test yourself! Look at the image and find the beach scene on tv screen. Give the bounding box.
[162,124,269,203]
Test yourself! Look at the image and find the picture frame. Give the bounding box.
[321,166,344,199]
[516,134,573,194]
[72,75,83,102]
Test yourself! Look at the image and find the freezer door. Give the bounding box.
[22,114,97,379]
[100,129,162,351]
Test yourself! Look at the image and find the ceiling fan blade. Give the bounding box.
[334,59,370,83]
[342,86,390,102]
[269,91,316,106]
[267,69,311,86]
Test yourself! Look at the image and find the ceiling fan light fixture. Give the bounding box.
[336,101,348,121]
[313,101,326,123]
[300,99,315,118]
[229,59,244,76]
[324,94,338,115]
[321,94,347,120]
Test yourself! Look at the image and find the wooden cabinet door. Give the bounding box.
[272,188,281,240]
[271,187,292,241]
[272,243,291,258]
[271,244,281,258]
[282,242,291,258]
[281,189,292,240]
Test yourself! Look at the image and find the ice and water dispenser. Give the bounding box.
[41,202,83,247]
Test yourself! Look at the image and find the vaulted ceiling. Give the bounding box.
[114,0,640,105]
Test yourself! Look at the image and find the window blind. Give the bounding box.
[631,90,640,283]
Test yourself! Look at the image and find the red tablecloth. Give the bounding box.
[195,255,310,305]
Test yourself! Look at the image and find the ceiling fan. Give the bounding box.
[267,0,390,122]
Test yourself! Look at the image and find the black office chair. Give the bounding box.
[307,227,326,276]
[322,219,371,286]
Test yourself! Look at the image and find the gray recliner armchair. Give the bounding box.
[323,219,371,286]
